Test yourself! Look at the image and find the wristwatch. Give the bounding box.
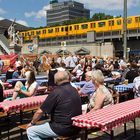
[31,121,36,125]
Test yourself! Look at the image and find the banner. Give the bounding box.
[0,54,18,72]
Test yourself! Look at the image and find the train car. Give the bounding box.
[20,15,140,42]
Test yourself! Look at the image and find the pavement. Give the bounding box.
[1,72,140,140]
[1,114,140,140]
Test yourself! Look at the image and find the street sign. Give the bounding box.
[61,41,66,47]
[127,48,130,52]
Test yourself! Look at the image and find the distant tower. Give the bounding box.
[46,0,90,25]
[50,0,58,4]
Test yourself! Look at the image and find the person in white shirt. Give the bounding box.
[15,58,22,69]
[12,71,38,100]
[133,68,140,98]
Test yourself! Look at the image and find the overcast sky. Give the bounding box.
[0,0,140,27]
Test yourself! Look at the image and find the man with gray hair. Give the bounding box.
[27,70,82,140]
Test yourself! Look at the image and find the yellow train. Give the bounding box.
[20,15,140,41]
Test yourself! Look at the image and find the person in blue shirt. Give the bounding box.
[12,66,22,79]
[78,71,95,95]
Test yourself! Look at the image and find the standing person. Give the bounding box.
[27,71,82,139]
[0,58,4,74]
[15,58,22,70]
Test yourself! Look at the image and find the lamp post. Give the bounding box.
[123,0,127,61]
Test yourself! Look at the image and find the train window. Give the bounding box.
[61,27,64,32]
[117,20,121,25]
[36,31,41,35]
[55,28,59,32]
[27,32,30,35]
[127,18,132,24]
[22,33,24,36]
[135,17,140,23]
[109,20,114,26]
[31,31,34,35]
[98,22,105,27]
[65,27,68,32]
[74,25,79,30]
[90,23,96,28]
[42,30,46,34]
[69,26,72,31]
[48,29,53,33]
[81,24,88,29]
[25,33,27,36]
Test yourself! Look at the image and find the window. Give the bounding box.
[109,20,114,26]
[55,28,59,32]
[81,24,88,29]
[98,22,106,27]
[135,17,140,23]
[42,30,46,34]
[69,26,72,31]
[61,27,64,32]
[117,20,122,25]
[36,31,41,35]
[65,27,68,32]
[74,25,79,30]
[90,23,96,28]
[48,29,53,33]
[127,18,132,24]
[31,31,34,35]
[22,33,24,36]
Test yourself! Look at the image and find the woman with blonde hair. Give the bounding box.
[88,70,114,111]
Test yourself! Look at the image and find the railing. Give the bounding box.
[0,34,10,54]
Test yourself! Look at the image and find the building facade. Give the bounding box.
[47,0,90,25]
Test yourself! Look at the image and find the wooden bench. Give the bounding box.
[0,112,10,139]
[18,120,83,140]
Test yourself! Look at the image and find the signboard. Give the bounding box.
[61,41,66,47]
[127,48,130,52]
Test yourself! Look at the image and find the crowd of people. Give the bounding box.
[0,54,140,139]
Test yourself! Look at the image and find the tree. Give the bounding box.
[91,13,113,21]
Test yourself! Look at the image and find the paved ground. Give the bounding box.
[1,114,140,140]
[1,72,140,140]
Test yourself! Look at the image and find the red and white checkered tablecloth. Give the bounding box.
[3,86,48,98]
[3,89,14,98]
[0,95,47,113]
[72,98,140,131]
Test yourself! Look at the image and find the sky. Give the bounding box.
[0,0,140,28]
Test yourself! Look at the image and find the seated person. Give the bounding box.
[133,68,140,98]
[88,70,114,111]
[78,71,95,95]
[21,65,30,78]
[12,71,38,100]
[12,66,23,79]
[27,70,82,139]
[6,65,15,80]
[0,82,4,102]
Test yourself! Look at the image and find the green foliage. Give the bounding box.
[91,13,113,21]
[62,17,88,25]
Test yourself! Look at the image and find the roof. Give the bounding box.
[75,47,90,55]
[0,19,31,31]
